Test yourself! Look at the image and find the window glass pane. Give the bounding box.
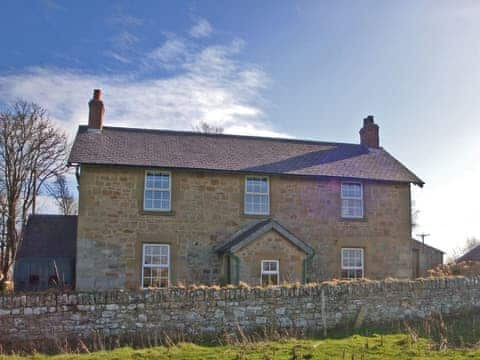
[144,255,152,265]
[145,191,170,210]
[161,199,170,210]
[341,249,363,279]
[262,274,277,286]
[146,174,155,188]
[246,178,268,193]
[160,255,168,265]
[145,173,171,210]
[145,246,153,255]
[245,194,268,214]
[145,190,154,200]
[143,245,170,288]
[342,199,363,218]
[245,178,269,214]
[342,183,362,198]
[354,255,362,267]
[147,173,170,190]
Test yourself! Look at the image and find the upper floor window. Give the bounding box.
[144,171,171,211]
[142,244,170,288]
[341,248,364,279]
[341,182,363,218]
[261,260,279,286]
[244,176,270,215]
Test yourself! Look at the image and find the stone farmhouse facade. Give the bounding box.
[67,89,442,290]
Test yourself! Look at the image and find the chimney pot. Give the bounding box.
[359,115,379,148]
[93,89,102,100]
[363,115,374,126]
[88,89,105,130]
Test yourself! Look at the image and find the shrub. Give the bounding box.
[428,261,480,277]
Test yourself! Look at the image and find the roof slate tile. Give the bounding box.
[68,126,423,185]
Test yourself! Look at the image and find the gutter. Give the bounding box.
[228,253,240,285]
[302,252,315,284]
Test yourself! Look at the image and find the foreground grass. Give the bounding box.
[2,334,480,359]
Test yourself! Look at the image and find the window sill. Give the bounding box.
[140,210,175,216]
[340,216,367,222]
[243,213,270,219]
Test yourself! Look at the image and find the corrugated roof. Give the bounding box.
[16,215,77,258]
[68,126,424,185]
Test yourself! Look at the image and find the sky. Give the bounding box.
[1,0,479,257]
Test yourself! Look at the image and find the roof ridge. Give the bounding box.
[79,125,363,147]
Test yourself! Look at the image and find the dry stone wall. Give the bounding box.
[1,277,479,346]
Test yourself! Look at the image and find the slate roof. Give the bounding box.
[412,239,445,254]
[216,218,314,255]
[457,245,480,262]
[68,126,424,185]
[16,215,77,258]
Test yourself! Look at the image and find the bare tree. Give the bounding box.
[0,192,7,282]
[193,121,224,134]
[45,174,77,215]
[0,101,68,282]
[450,237,480,261]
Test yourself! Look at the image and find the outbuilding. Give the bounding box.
[14,215,77,291]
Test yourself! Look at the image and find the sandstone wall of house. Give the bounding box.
[1,277,479,346]
[235,230,306,285]
[76,165,413,290]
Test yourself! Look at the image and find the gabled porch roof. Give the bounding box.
[216,218,314,255]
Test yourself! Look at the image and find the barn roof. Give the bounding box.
[16,215,77,258]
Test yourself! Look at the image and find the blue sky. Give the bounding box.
[1,0,479,256]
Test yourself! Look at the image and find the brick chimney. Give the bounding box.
[88,89,104,130]
[359,115,379,148]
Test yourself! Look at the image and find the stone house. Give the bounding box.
[67,89,443,290]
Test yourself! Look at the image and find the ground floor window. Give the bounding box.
[261,260,279,285]
[142,244,170,288]
[341,248,364,279]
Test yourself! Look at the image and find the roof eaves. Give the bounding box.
[380,148,425,187]
[412,239,445,254]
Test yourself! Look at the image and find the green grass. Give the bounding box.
[2,334,480,359]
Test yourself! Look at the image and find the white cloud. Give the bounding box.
[110,31,139,50]
[147,38,188,68]
[0,38,283,139]
[189,18,213,38]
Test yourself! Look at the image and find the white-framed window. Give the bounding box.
[144,171,171,211]
[341,248,364,279]
[142,244,170,288]
[341,182,364,218]
[261,260,279,286]
[244,176,270,215]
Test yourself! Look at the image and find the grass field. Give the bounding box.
[2,334,480,359]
